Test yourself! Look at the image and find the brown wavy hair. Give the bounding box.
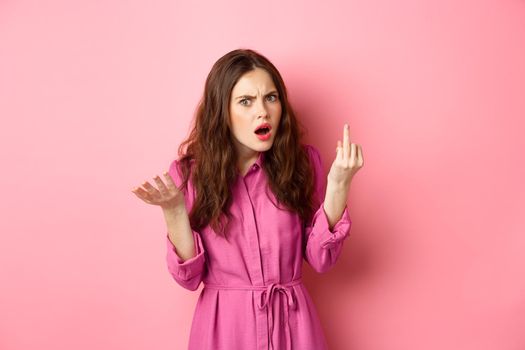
[176,48,318,238]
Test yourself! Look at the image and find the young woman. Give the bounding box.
[131,48,364,350]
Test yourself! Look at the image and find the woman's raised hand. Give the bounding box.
[327,123,364,186]
[131,171,185,210]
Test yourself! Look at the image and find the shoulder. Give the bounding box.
[167,157,197,204]
[168,157,196,189]
[302,143,322,167]
[301,144,326,201]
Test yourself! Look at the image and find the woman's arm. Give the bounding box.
[323,180,351,231]
[323,123,363,229]
[164,159,206,291]
[131,158,206,291]
[303,144,352,273]
[303,125,363,273]
[164,205,196,261]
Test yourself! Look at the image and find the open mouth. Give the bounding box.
[254,123,272,136]
[254,127,270,135]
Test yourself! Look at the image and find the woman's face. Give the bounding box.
[228,67,282,159]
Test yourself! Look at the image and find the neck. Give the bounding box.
[237,150,259,174]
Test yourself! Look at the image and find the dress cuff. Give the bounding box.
[314,202,352,249]
[166,231,205,281]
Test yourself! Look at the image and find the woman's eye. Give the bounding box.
[240,95,278,106]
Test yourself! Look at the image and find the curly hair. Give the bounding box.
[176,48,318,238]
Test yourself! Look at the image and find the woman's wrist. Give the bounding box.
[162,203,187,218]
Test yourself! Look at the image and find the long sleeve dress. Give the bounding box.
[165,144,352,350]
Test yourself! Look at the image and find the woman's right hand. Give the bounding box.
[131,171,185,210]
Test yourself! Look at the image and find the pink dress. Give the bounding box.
[166,144,352,350]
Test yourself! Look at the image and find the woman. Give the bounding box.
[131,48,364,350]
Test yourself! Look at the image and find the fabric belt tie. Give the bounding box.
[204,278,302,350]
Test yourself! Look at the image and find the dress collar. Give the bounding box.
[254,151,265,168]
[239,151,265,176]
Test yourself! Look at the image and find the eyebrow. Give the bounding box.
[235,90,279,100]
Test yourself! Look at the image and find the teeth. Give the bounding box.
[255,127,270,134]
[255,128,269,135]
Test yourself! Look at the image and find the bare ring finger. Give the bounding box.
[142,181,160,198]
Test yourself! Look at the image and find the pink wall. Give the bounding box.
[1,0,524,349]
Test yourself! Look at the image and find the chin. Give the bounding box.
[260,142,275,151]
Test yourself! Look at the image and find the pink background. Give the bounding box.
[1,0,524,349]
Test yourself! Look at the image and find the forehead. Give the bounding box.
[231,67,276,94]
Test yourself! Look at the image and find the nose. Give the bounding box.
[255,98,269,119]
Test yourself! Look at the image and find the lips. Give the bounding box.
[254,123,272,134]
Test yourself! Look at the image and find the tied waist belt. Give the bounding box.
[204,278,303,350]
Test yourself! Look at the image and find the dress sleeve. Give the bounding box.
[165,159,206,291]
[303,144,352,273]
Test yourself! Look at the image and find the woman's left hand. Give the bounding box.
[327,123,364,187]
